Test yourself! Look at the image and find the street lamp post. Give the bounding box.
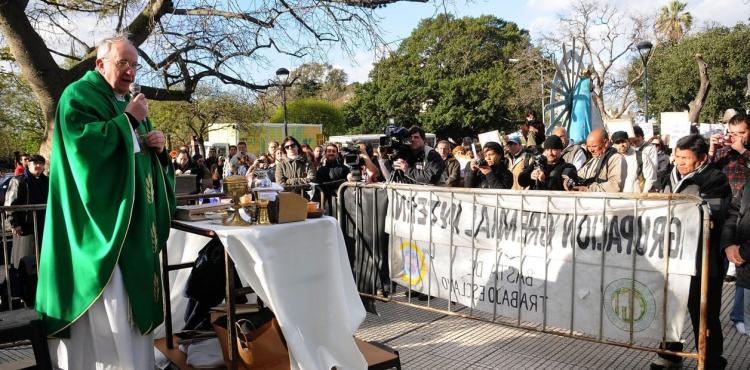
[636,41,653,124]
[276,67,290,139]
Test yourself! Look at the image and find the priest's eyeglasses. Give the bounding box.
[106,58,142,71]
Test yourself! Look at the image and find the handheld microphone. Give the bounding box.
[129,82,141,99]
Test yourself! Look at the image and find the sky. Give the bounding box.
[300,0,750,84]
[32,0,750,86]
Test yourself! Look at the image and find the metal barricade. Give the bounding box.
[337,182,711,370]
[0,203,46,312]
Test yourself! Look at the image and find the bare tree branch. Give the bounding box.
[171,7,274,28]
[321,0,428,7]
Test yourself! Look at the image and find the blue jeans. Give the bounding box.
[731,286,745,323]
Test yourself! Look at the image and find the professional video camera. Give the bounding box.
[341,145,360,166]
[341,144,363,182]
[379,125,412,162]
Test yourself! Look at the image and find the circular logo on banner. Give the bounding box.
[399,241,427,285]
[604,279,656,332]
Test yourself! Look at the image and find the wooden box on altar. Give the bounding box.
[175,174,197,194]
[269,192,308,224]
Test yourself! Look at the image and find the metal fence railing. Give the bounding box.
[336,182,711,370]
[0,183,713,369]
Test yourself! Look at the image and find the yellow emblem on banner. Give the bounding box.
[399,241,427,285]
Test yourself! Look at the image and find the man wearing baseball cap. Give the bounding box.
[505,134,531,190]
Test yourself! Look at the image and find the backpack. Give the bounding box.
[0,175,13,206]
[580,148,616,187]
[562,144,590,166]
[635,149,646,191]
[739,183,750,226]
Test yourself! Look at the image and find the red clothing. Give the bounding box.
[14,164,24,176]
[711,146,750,196]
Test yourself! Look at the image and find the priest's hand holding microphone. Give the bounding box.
[125,83,166,154]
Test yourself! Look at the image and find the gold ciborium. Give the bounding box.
[222,175,252,226]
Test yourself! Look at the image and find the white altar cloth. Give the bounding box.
[157,216,367,370]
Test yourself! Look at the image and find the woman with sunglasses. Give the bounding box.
[275,136,315,189]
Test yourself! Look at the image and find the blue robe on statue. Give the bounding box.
[569,77,593,145]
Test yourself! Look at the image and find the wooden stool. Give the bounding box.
[356,338,402,370]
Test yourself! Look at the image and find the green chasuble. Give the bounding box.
[36,70,176,337]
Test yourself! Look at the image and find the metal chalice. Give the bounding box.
[222,175,253,226]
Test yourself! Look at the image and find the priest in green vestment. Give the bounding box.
[35,34,175,367]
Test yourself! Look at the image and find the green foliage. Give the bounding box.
[639,25,750,122]
[0,73,45,159]
[150,88,262,149]
[269,98,345,135]
[655,0,693,45]
[343,14,531,140]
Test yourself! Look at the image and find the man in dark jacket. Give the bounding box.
[379,126,445,185]
[722,180,750,339]
[4,154,49,305]
[518,136,578,191]
[464,142,513,189]
[315,143,350,211]
[653,134,731,370]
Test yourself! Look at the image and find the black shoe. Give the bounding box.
[650,357,683,370]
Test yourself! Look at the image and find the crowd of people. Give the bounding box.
[13,31,750,369]
[160,108,750,370]
[2,73,749,369]
[175,113,671,197]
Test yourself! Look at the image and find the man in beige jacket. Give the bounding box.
[573,128,625,192]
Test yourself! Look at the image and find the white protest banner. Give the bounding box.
[386,190,700,343]
[699,123,725,138]
[660,112,691,148]
[604,119,634,138]
[478,130,501,147]
[638,122,654,140]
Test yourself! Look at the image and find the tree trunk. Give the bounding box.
[0,1,69,160]
[591,77,610,120]
[688,54,710,124]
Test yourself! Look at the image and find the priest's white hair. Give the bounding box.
[96,32,134,60]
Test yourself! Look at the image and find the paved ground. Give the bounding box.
[356,282,750,369]
[1,283,749,369]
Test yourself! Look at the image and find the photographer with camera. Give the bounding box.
[464,142,513,189]
[378,125,445,185]
[345,141,381,184]
[574,128,625,192]
[314,143,350,212]
[247,154,275,186]
[518,136,578,191]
